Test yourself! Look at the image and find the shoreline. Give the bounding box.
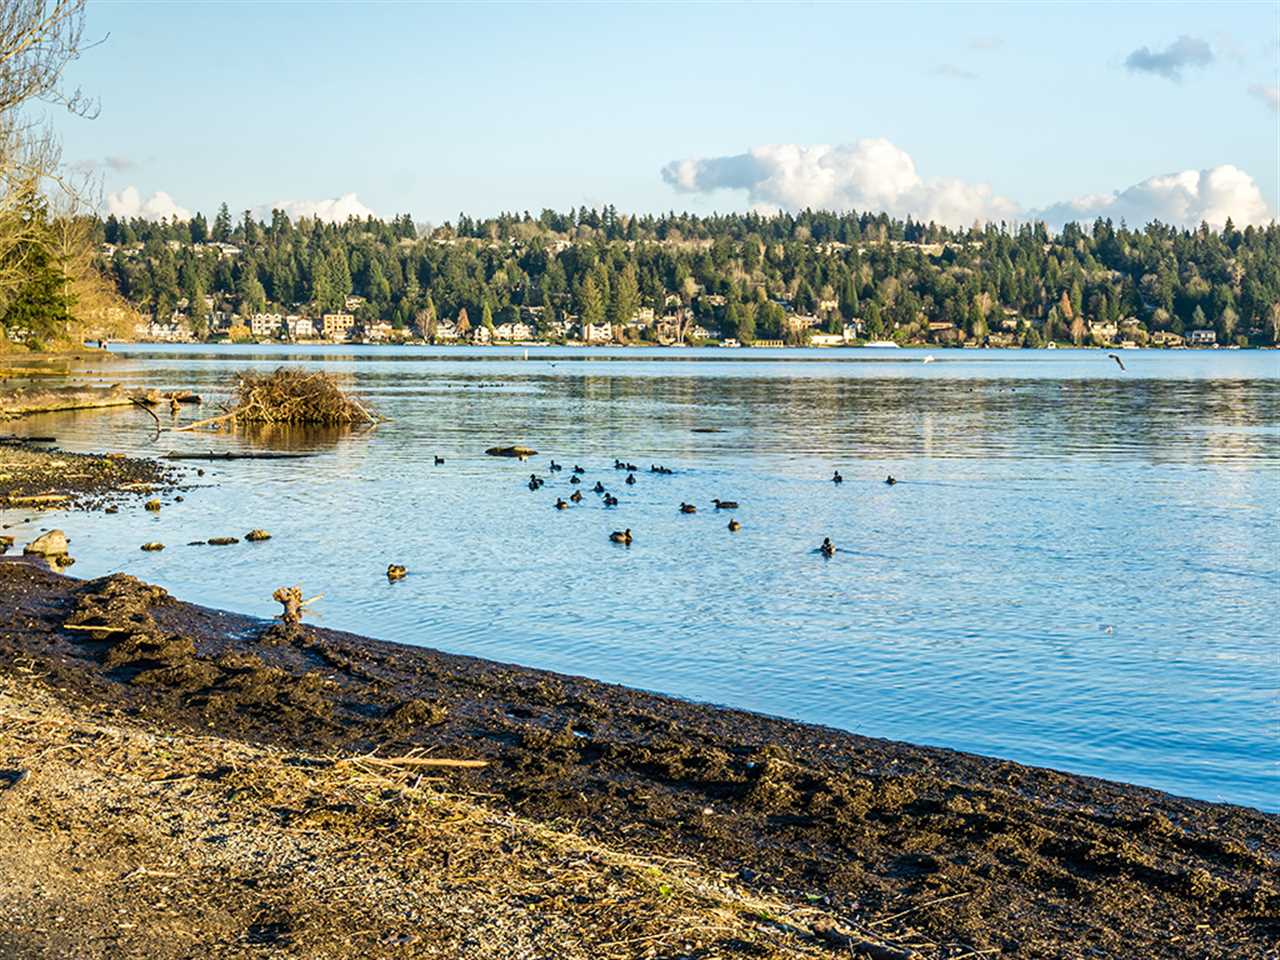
[1,561,1275,958]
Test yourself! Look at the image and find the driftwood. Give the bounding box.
[0,435,55,443]
[162,451,314,461]
[133,390,202,406]
[273,586,322,625]
[0,385,134,418]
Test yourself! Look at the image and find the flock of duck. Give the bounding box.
[510,456,899,555]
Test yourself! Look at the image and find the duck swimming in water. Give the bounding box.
[625,473,636,485]
[819,537,835,558]
[712,499,738,510]
[885,475,897,485]
[434,455,445,465]
[528,478,541,491]
[679,502,697,514]
[832,471,843,484]
[609,528,632,544]
[573,465,585,474]
[593,481,606,494]
[549,460,562,472]
[604,494,619,506]
[727,519,741,532]
[614,459,625,470]
[569,490,583,503]
[554,498,568,510]
[569,474,581,484]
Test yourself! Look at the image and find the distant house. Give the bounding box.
[434,320,459,341]
[286,316,317,339]
[842,320,864,341]
[1150,331,1185,347]
[786,313,822,331]
[135,320,193,343]
[581,321,613,344]
[493,321,533,342]
[809,332,845,347]
[344,295,367,312]
[367,321,395,342]
[250,313,283,339]
[686,324,712,341]
[1189,328,1217,346]
[1089,321,1118,342]
[322,313,357,341]
[469,325,492,344]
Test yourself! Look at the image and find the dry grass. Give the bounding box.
[0,669,920,959]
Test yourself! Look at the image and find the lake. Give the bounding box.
[7,344,1279,810]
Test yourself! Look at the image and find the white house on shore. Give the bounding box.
[250,313,284,339]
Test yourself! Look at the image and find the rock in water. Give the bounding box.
[208,536,239,546]
[141,542,165,552]
[387,564,407,581]
[24,530,68,557]
[245,529,271,542]
[485,445,538,458]
[144,499,161,512]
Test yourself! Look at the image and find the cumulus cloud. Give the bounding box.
[1032,165,1274,229]
[1124,35,1213,81]
[106,186,190,222]
[1249,83,1280,111]
[661,141,1274,230]
[252,193,377,223]
[662,139,1019,227]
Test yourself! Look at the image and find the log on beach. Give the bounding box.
[0,385,134,419]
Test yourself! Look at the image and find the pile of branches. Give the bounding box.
[177,367,376,432]
[232,368,374,425]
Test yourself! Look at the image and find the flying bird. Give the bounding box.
[1108,354,1126,371]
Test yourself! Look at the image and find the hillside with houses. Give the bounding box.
[95,206,1280,349]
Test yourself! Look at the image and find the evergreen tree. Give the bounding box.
[212,203,232,243]
[578,274,604,326]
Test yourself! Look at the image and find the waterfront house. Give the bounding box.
[286,316,317,339]
[367,321,396,342]
[322,313,357,341]
[810,332,845,347]
[469,325,492,344]
[1150,331,1185,347]
[1189,328,1217,346]
[581,321,614,344]
[250,313,283,339]
[494,321,534,341]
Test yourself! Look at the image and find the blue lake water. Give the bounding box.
[6,344,1279,810]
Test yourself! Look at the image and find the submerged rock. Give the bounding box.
[387,564,407,581]
[245,529,271,542]
[141,542,165,552]
[208,536,239,546]
[485,445,538,459]
[144,499,161,512]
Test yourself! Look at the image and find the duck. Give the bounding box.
[604,494,619,506]
[885,475,897,486]
[625,473,636,485]
[712,499,738,510]
[609,528,632,544]
[614,459,625,470]
[569,490,583,503]
[626,463,638,472]
[650,464,661,473]
[528,478,541,491]
[549,460,563,472]
[387,564,408,581]
[573,465,585,474]
[832,471,843,484]
[434,455,445,465]
[727,519,741,532]
[569,474,581,485]
[554,498,568,510]
[679,502,697,514]
[592,481,606,494]
[819,538,835,558]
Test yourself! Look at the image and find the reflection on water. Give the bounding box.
[8,345,1280,810]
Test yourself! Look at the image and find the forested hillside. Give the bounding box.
[92,205,1280,346]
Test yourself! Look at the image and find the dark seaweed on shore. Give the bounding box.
[1,562,1277,959]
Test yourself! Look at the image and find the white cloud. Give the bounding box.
[1249,83,1280,112]
[106,186,190,222]
[1032,165,1275,229]
[253,192,377,224]
[662,141,1275,230]
[662,139,1019,227]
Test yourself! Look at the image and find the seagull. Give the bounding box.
[1108,354,1126,371]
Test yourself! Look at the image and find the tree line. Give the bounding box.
[95,203,1280,347]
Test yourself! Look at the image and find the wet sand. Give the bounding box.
[0,561,1275,958]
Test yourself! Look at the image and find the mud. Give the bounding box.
[1,562,1276,959]
[0,446,181,512]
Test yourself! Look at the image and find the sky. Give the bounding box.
[52,1,1280,230]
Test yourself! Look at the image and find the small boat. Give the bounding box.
[864,340,900,349]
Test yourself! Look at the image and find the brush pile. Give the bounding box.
[232,368,375,425]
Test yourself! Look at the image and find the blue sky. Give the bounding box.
[56,2,1279,228]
